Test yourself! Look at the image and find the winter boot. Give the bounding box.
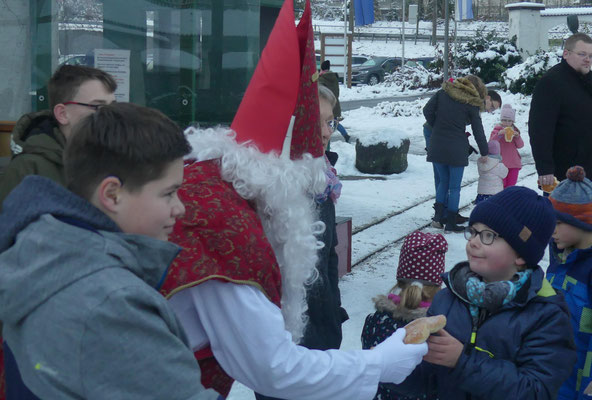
[444,210,465,232]
[431,202,445,229]
[456,212,469,224]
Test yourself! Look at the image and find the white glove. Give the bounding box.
[372,327,428,384]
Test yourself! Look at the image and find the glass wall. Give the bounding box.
[1,0,274,127]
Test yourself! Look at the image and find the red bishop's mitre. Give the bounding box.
[231,0,323,160]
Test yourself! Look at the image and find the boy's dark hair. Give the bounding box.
[487,90,502,106]
[565,33,592,50]
[321,60,331,71]
[64,103,191,200]
[49,65,117,110]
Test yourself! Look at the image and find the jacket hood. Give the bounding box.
[10,110,65,165]
[373,294,429,322]
[442,78,485,111]
[0,176,180,324]
[443,261,565,310]
[478,156,501,172]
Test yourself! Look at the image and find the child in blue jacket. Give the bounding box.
[547,165,592,400]
[394,186,576,400]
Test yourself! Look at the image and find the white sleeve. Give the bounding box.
[168,280,382,400]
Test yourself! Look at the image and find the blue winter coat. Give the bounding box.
[547,242,592,400]
[394,262,576,400]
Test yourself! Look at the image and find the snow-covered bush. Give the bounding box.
[455,29,521,83]
[372,99,425,117]
[382,65,442,91]
[501,50,561,95]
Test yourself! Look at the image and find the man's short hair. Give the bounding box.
[49,65,117,110]
[64,103,191,200]
[565,33,592,50]
[488,90,502,106]
[321,60,331,71]
[318,84,337,108]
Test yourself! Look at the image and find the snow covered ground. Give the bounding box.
[227,19,554,400]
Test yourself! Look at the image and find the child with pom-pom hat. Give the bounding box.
[547,165,592,399]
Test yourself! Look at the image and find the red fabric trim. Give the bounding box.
[195,347,214,360]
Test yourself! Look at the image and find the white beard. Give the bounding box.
[184,126,327,343]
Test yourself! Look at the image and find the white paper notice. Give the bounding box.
[94,49,130,102]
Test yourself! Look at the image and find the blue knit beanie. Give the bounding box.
[549,166,592,232]
[469,186,556,266]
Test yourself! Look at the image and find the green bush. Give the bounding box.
[501,50,561,95]
[455,30,522,83]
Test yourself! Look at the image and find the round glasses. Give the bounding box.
[464,226,499,245]
[326,119,339,133]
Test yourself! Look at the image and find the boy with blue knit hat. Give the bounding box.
[391,186,576,400]
[547,165,592,399]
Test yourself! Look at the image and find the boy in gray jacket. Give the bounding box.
[0,103,218,400]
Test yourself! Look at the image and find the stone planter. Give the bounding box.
[355,137,410,174]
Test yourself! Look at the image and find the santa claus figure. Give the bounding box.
[159,1,428,398]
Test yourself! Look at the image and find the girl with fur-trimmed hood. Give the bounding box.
[423,75,490,232]
[362,231,448,400]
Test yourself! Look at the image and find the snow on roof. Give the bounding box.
[505,2,545,9]
[541,6,592,15]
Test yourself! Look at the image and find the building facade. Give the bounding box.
[0,0,283,126]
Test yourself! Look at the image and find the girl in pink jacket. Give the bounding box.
[490,104,524,187]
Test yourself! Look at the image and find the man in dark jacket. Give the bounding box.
[318,60,350,142]
[0,65,116,207]
[529,33,592,185]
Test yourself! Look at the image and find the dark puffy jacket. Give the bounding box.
[300,198,349,350]
[529,59,592,180]
[547,243,592,400]
[0,110,66,208]
[318,71,342,119]
[424,78,488,166]
[395,262,577,400]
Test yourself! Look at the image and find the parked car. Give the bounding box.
[352,55,370,68]
[351,56,401,85]
[315,54,369,71]
[404,57,435,69]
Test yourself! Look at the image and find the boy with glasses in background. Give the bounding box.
[0,65,116,207]
[391,186,577,400]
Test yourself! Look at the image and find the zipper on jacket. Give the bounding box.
[465,309,494,358]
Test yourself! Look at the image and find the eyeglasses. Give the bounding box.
[464,226,500,245]
[326,119,339,133]
[63,101,104,111]
[569,50,592,60]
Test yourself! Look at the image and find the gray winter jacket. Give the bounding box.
[0,176,218,400]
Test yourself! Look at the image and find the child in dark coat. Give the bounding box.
[547,166,592,399]
[362,231,448,400]
[393,186,577,400]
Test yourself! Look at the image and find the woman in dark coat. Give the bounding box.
[423,76,489,232]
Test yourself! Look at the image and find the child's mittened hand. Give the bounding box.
[423,329,463,369]
[373,328,428,384]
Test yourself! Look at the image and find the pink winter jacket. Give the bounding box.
[489,124,524,169]
[478,156,508,195]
